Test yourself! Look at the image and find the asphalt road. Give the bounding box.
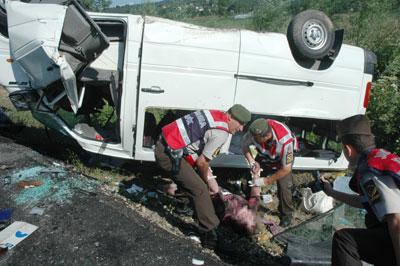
[0,135,227,266]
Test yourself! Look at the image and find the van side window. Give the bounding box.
[0,7,8,38]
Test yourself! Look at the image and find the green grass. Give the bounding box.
[67,151,129,184]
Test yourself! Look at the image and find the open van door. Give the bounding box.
[0,3,32,94]
[5,0,109,113]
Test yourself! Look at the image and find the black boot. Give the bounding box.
[200,229,218,250]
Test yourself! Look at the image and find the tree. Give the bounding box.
[79,0,111,11]
[368,55,400,154]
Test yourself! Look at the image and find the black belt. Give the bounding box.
[159,135,184,175]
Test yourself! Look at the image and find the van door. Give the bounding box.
[5,0,109,113]
[0,35,31,94]
[0,4,34,93]
[134,17,240,161]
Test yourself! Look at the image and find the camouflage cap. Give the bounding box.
[228,104,251,125]
[249,118,269,136]
[337,115,372,138]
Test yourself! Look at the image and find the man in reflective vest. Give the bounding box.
[321,115,400,266]
[242,118,296,227]
[154,104,251,250]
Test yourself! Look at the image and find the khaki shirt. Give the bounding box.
[360,172,400,222]
[187,129,229,160]
[242,132,294,168]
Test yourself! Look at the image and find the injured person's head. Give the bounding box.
[213,193,258,235]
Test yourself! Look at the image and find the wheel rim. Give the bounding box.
[301,19,327,50]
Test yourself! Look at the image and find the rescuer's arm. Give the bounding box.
[251,142,294,187]
[320,175,364,208]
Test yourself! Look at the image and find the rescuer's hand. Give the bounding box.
[320,174,334,196]
[207,177,219,195]
[250,161,261,176]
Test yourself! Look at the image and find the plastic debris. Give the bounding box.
[192,258,204,265]
[126,184,144,194]
[0,221,38,250]
[147,191,158,199]
[189,235,201,243]
[333,176,357,195]
[16,180,43,189]
[29,207,45,216]
[261,194,273,204]
[0,208,12,223]
[301,188,333,214]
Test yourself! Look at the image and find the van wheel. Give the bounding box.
[287,10,335,60]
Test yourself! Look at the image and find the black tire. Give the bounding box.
[287,10,335,60]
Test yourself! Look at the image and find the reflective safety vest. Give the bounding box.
[162,110,229,151]
[349,148,400,227]
[254,119,296,167]
[352,148,400,193]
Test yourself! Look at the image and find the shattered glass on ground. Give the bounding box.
[4,165,98,206]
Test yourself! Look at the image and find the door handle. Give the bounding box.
[141,86,164,94]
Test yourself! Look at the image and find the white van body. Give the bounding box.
[0,1,376,170]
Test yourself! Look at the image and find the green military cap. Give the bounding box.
[249,118,269,135]
[337,115,372,138]
[228,104,251,125]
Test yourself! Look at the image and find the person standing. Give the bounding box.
[242,118,296,227]
[321,115,400,266]
[154,104,251,249]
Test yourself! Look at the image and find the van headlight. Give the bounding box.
[8,90,39,111]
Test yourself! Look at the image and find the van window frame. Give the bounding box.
[0,6,8,39]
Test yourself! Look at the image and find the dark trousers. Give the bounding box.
[332,224,396,266]
[256,158,294,218]
[276,172,294,218]
[154,140,220,232]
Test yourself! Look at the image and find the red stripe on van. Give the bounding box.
[363,82,372,108]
